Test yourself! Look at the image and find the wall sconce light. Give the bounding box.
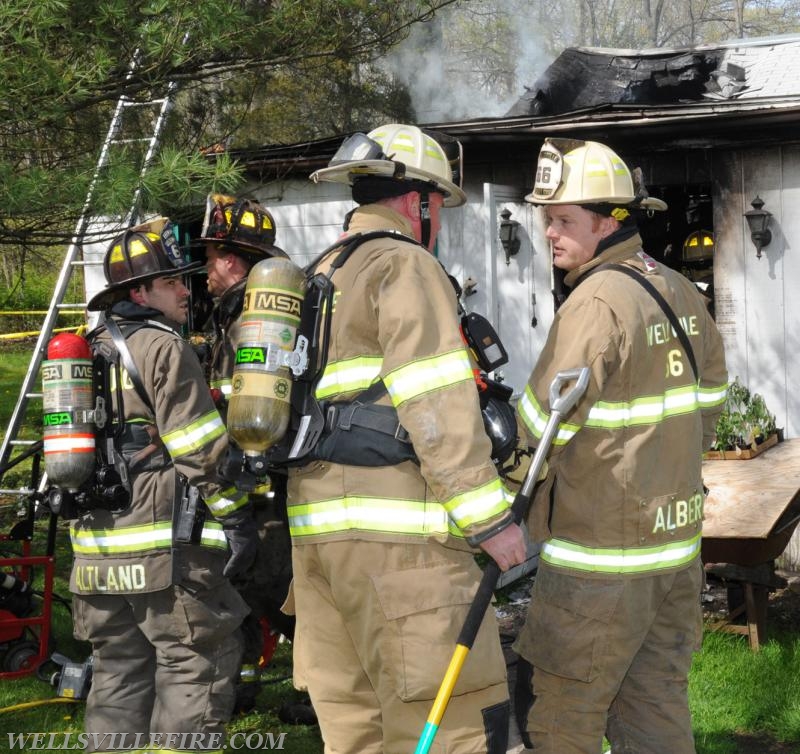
[499,208,521,265]
[743,195,772,259]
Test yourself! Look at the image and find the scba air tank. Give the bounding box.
[228,257,306,455]
[42,333,96,490]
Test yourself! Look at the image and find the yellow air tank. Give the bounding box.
[227,257,306,455]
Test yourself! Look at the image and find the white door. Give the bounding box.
[480,184,554,397]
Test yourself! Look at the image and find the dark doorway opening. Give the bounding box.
[637,184,715,316]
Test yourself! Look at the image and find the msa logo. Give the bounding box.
[43,412,73,426]
[236,347,266,364]
[42,364,63,381]
[244,290,302,317]
[71,363,92,379]
[42,363,92,381]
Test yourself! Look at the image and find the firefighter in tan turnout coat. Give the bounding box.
[198,195,304,715]
[286,123,528,753]
[70,219,256,754]
[514,139,729,753]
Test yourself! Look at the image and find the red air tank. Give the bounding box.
[42,333,96,490]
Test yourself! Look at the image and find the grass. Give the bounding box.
[4,509,800,754]
[0,346,35,430]
[3,348,800,752]
[1,344,41,493]
[691,629,800,753]
[0,508,324,753]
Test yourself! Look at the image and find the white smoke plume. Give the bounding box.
[382,0,554,123]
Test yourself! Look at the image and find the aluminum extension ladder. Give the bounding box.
[0,51,180,498]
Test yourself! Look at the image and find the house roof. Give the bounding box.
[230,35,800,177]
[506,34,800,117]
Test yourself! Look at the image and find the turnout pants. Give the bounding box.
[292,540,510,754]
[73,579,246,753]
[514,558,703,754]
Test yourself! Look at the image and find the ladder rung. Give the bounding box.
[121,97,167,108]
[0,46,183,477]
[111,137,156,146]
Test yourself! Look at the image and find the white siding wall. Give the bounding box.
[242,155,800,568]
[713,145,800,570]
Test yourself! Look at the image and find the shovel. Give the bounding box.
[413,367,590,754]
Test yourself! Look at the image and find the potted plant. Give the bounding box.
[706,377,779,460]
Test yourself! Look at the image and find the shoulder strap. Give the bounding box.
[103,318,156,413]
[583,263,698,382]
[285,231,419,462]
[305,229,423,276]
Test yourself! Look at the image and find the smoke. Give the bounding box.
[382,0,554,123]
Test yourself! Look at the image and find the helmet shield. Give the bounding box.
[310,123,467,207]
[329,133,389,165]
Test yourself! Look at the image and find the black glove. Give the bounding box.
[222,506,259,581]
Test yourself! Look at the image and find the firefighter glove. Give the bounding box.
[222,506,259,581]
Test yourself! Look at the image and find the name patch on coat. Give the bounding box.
[74,564,146,592]
[651,492,703,534]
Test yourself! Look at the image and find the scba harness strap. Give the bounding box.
[268,231,421,468]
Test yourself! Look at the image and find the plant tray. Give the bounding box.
[703,433,778,461]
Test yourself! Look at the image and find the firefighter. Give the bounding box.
[71,219,257,754]
[514,138,729,753]
[198,195,311,719]
[286,123,528,754]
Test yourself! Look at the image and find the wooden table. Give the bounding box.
[700,438,800,649]
[702,438,800,565]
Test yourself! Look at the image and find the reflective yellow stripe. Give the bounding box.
[445,478,510,529]
[289,496,464,539]
[699,383,728,407]
[70,521,226,554]
[541,533,701,574]
[519,380,728,440]
[586,382,727,429]
[517,385,580,445]
[315,356,382,399]
[162,410,226,458]
[205,486,248,517]
[210,377,232,397]
[383,350,473,406]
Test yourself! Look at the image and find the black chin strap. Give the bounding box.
[419,190,431,249]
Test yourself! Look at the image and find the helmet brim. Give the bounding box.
[87,261,204,311]
[311,160,466,207]
[194,236,289,259]
[524,192,668,212]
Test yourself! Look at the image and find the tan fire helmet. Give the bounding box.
[526,138,667,212]
[310,123,467,207]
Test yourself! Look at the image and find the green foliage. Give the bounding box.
[0,0,455,278]
[712,377,778,451]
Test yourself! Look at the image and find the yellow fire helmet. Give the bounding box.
[310,123,467,207]
[526,138,667,212]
